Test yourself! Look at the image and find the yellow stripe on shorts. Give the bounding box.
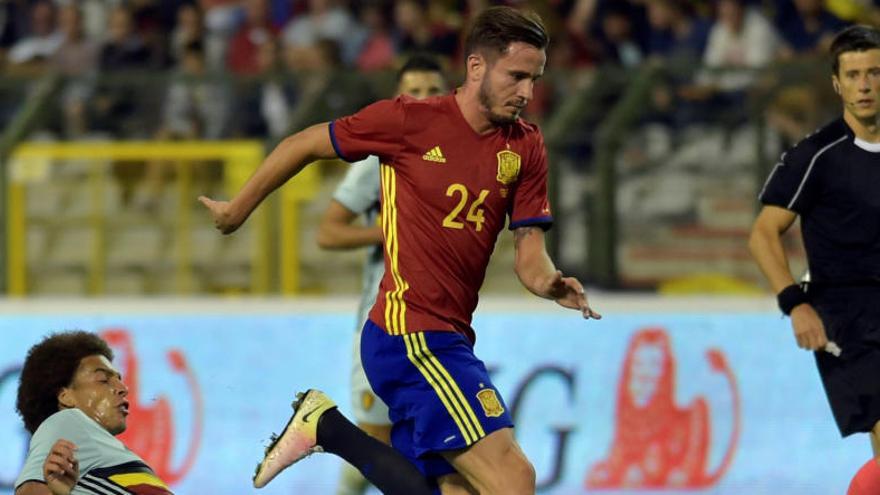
[403,333,485,445]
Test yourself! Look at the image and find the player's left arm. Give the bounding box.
[514,226,601,319]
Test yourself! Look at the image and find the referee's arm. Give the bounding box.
[749,205,828,351]
[748,205,799,293]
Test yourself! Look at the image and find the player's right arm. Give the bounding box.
[200,122,337,234]
[748,205,799,293]
[202,95,405,235]
[749,205,828,351]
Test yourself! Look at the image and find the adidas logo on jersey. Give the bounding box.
[422,146,446,163]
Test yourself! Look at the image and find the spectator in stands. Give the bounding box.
[596,3,645,67]
[283,38,375,123]
[129,0,180,67]
[392,0,459,62]
[169,3,207,66]
[6,0,61,74]
[0,0,27,64]
[52,4,98,138]
[200,0,241,70]
[695,0,781,93]
[282,0,360,67]
[777,0,848,56]
[645,0,712,128]
[99,5,152,71]
[676,0,782,124]
[90,5,153,137]
[130,40,228,211]
[566,0,649,66]
[235,36,296,139]
[353,0,395,72]
[227,0,279,75]
[645,0,711,66]
[78,0,112,43]
[162,40,228,140]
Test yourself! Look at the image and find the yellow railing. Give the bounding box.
[8,141,269,295]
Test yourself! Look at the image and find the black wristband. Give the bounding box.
[777,284,808,315]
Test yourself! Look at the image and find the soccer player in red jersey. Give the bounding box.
[201,7,600,494]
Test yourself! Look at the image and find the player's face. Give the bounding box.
[834,49,880,121]
[478,42,546,125]
[59,354,130,435]
[397,71,447,100]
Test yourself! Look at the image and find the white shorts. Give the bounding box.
[351,324,391,425]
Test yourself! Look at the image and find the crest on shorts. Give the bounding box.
[361,391,375,411]
[496,150,521,185]
[476,388,504,418]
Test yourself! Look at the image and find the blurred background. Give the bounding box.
[0,0,874,493]
[0,0,857,296]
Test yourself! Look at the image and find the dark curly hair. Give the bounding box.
[16,331,114,434]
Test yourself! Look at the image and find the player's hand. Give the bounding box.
[790,303,828,351]
[547,271,601,319]
[198,196,244,235]
[43,439,78,495]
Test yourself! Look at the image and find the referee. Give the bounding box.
[750,25,880,494]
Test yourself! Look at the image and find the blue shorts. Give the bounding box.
[360,319,514,479]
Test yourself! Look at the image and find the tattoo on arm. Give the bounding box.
[514,226,541,247]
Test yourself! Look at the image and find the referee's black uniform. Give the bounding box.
[761,118,880,436]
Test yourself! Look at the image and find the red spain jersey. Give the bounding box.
[330,93,552,342]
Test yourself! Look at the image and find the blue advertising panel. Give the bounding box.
[0,306,868,494]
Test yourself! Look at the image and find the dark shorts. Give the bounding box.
[812,287,880,436]
[360,319,514,479]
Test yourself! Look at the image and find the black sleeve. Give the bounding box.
[759,140,824,214]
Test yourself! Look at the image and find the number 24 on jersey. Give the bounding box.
[442,183,489,232]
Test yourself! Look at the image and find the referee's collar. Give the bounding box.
[853,136,880,153]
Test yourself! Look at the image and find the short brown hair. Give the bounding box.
[464,6,548,61]
[16,331,114,434]
[830,25,880,75]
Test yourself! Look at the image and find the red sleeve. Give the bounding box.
[329,97,406,163]
[508,130,553,230]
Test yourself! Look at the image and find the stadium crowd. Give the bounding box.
[0,0,877,141]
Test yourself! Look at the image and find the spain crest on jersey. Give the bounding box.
[496,150,521,185]
[476,388,505,417]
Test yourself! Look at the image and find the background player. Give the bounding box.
[749,24,880,495]
[201,6,600,494]
[316,53,448,495]
[15,331,172,495]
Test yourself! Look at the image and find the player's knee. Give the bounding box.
[487,451,535,495]
[512,456,537,492]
